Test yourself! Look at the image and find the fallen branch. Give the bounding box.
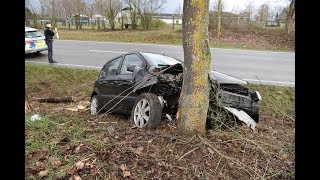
[98,122,118,124]
[32,96,74,103]
[177,146,199,161]
[25,94,34,112]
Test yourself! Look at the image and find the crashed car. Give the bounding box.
[90,52,261,130]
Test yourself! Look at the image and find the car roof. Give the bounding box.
[25,27,39,32]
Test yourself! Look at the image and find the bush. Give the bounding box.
[149,18,170,29]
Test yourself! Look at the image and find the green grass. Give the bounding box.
[246,84,295,117]
[25,64,99,98]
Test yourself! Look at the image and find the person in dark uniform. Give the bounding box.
[44,22,57,63]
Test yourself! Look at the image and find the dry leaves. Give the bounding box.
[38,170,48,177]
[74,143,84,154]
[119,164,131,178]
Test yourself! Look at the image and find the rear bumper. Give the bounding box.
[25,46,48,54]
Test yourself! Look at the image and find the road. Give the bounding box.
[25,40,295,87]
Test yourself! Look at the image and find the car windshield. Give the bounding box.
[25,31,43,38]
[141,53,182,67]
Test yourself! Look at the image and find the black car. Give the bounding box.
[90,52,261,130]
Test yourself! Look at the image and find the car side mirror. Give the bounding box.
[127,65,137,72]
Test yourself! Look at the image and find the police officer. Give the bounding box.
[44,22,57,63]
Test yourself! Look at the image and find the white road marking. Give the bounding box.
[89,50,126,53]
[25,61,101,69]
[243,79,295,86]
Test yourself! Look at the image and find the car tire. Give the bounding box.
[90,95,102,115]
[131,93,162,129]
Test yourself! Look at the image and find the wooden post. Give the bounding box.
[172,15,175,29]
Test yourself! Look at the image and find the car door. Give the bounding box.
[116,53,146,112]
[97,56,123,111]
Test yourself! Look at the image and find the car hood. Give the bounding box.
[209,71,248,84]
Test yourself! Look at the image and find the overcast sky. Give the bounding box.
[163,0,290,14]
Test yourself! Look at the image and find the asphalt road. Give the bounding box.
[25,40,295,87]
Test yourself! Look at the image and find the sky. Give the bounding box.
[162,0,290,14]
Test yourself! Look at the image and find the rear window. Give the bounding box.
[25,31,44,38]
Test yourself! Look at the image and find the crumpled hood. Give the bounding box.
[209,71,248,84]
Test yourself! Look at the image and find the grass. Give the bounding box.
[25,65,295,179]
[53,27,294,52]
[246,84,295,118]
[58,28,182,45]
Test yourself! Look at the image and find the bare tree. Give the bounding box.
[256,3,269,25]
[241,0,255,23]
[39,0,58,27]
[84,0,96,29]
[124,0,138,29]
[178,0,211,135]
[74,0,86,29]
[128,0,167,30]
[286,0,295,34]
[95,0,108,29]
[59,0,75,29]
[106,0,122,30]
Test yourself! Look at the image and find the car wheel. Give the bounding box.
[131,93,162,129]
[90,95,102,115]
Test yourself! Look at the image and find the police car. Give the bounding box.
[25,27,48,54]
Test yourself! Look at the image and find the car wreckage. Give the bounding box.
[90,52,261,131]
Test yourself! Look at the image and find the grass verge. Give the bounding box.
[56,28,294,52]
[26,65,295,179]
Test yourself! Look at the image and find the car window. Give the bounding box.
[25,31,43,38]
[100,57,122,78]
[120,54,144,74]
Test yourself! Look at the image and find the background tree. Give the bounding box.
[286,0,295,34]
[74,0,86,29]
[178,0,211,135]
[241,0,255,23]
[256,3,269,25]
[85,0,97,29]
[106,0,122,30]
[95,0,108,29]
[129,0,167,30]
[217,0,222,39]
[124,0,138,29]
[59,0,74,29]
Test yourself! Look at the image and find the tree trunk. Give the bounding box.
[97,17,100,29]
[217,0,222,39]
[286,0,295,34]
[178,0,211,135]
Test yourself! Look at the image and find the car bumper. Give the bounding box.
[25,46,48,54]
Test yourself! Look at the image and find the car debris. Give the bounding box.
[30,114,41,121]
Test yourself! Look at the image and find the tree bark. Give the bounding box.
[178,0,211,135]
[286,0,295,34]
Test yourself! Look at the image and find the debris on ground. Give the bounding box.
[30,114,41,121]
[32,96,74,103]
